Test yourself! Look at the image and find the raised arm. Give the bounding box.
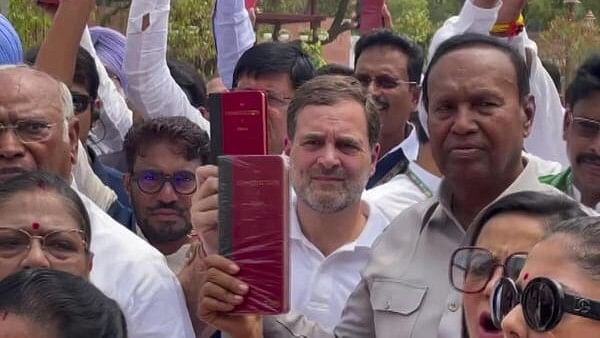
[34,0,94,86]
[125,0,210,131]
[212,0,255,89]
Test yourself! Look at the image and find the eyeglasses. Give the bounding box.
[571,116,600,139]
[355,74,417,90]
[133,170,197,195]
[0,227,88,260]
[71,92,92,114]
[450,247,528,294]
[0,120,57,143]
[491,277,600,332]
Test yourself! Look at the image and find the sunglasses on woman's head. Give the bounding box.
[491,277,600,332]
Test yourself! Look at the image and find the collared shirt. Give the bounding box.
[261,158,568,338]
[289,197,388,331]
[125,0,210,132]
[136,227,192,273]
[367,126,419,189]
[74,188,196,338]
[417,0,568,165]
[212,0,256,88]
[540,168,600,212]
[364,161,441,223]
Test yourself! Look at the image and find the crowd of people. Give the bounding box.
[0,0,599,337]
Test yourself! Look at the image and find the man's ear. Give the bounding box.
[562,108,572,141]
[522,94,536,138]
[283,137,292,156]
[68,117,80,166]
[123,172,132,196]
[410,85,421,107]
[369,143,381,177]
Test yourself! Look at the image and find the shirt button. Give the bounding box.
[385,300,392,310]
[448,302,458,312]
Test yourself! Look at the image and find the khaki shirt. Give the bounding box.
[264,159,563,338]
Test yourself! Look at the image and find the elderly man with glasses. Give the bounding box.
[123,116,210,273]
[353,30,424,189]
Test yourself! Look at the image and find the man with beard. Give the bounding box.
[354,30,424,189]
[196,75,388,334]
[123,116,210,272]
[540,55,600,212]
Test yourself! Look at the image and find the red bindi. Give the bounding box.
[523,272,529,281]
[32,222,40,230]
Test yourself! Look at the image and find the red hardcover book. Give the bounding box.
[218,155,289,314]
[358,0,385,34]
[208,91,268,164]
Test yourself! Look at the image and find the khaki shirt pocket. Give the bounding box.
[370,279,428,337]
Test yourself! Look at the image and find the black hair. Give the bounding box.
[25,46,100,101]
[167,58,207,109]
[541,59,562,94]
[0,268,127,338]
[0,171,92,247]
[467,191,586,246]
[316,63,355,77]
[354,29,424,84]
[124,116,210,172]
[422,33,530,110]
[565,54,600,109]
[545,216,600,280]
[232,41,316,90]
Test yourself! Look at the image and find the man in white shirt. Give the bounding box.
[195,75,388,334]
[123,116,210,272]
[353,31,424,189]
[364,118,441,223]
[0,65,195,338]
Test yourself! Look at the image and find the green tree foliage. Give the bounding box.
[526,0,599,31]
[389,0,435,47]
[537,15,600,85]
[8,0,51,50]
[167,0,216,77]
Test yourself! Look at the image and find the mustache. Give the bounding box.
[372,95,389,111]
[149,202,186,213]
[308,167,346,179]
[576,153,600,165]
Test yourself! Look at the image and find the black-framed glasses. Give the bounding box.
[0,227,88,260]
[491,277,600,332]
[133,170,197,195]
[450,246,528,294]
[355,74,417,90]
[71,92,92,114]
[0,120,57,143]
[571,116,600,139]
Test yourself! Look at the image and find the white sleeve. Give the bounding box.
[427,0,501,63]
[81,27,133,154]
[524,46,568,164]
[213,0,255,89]
[125,0,210,132]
